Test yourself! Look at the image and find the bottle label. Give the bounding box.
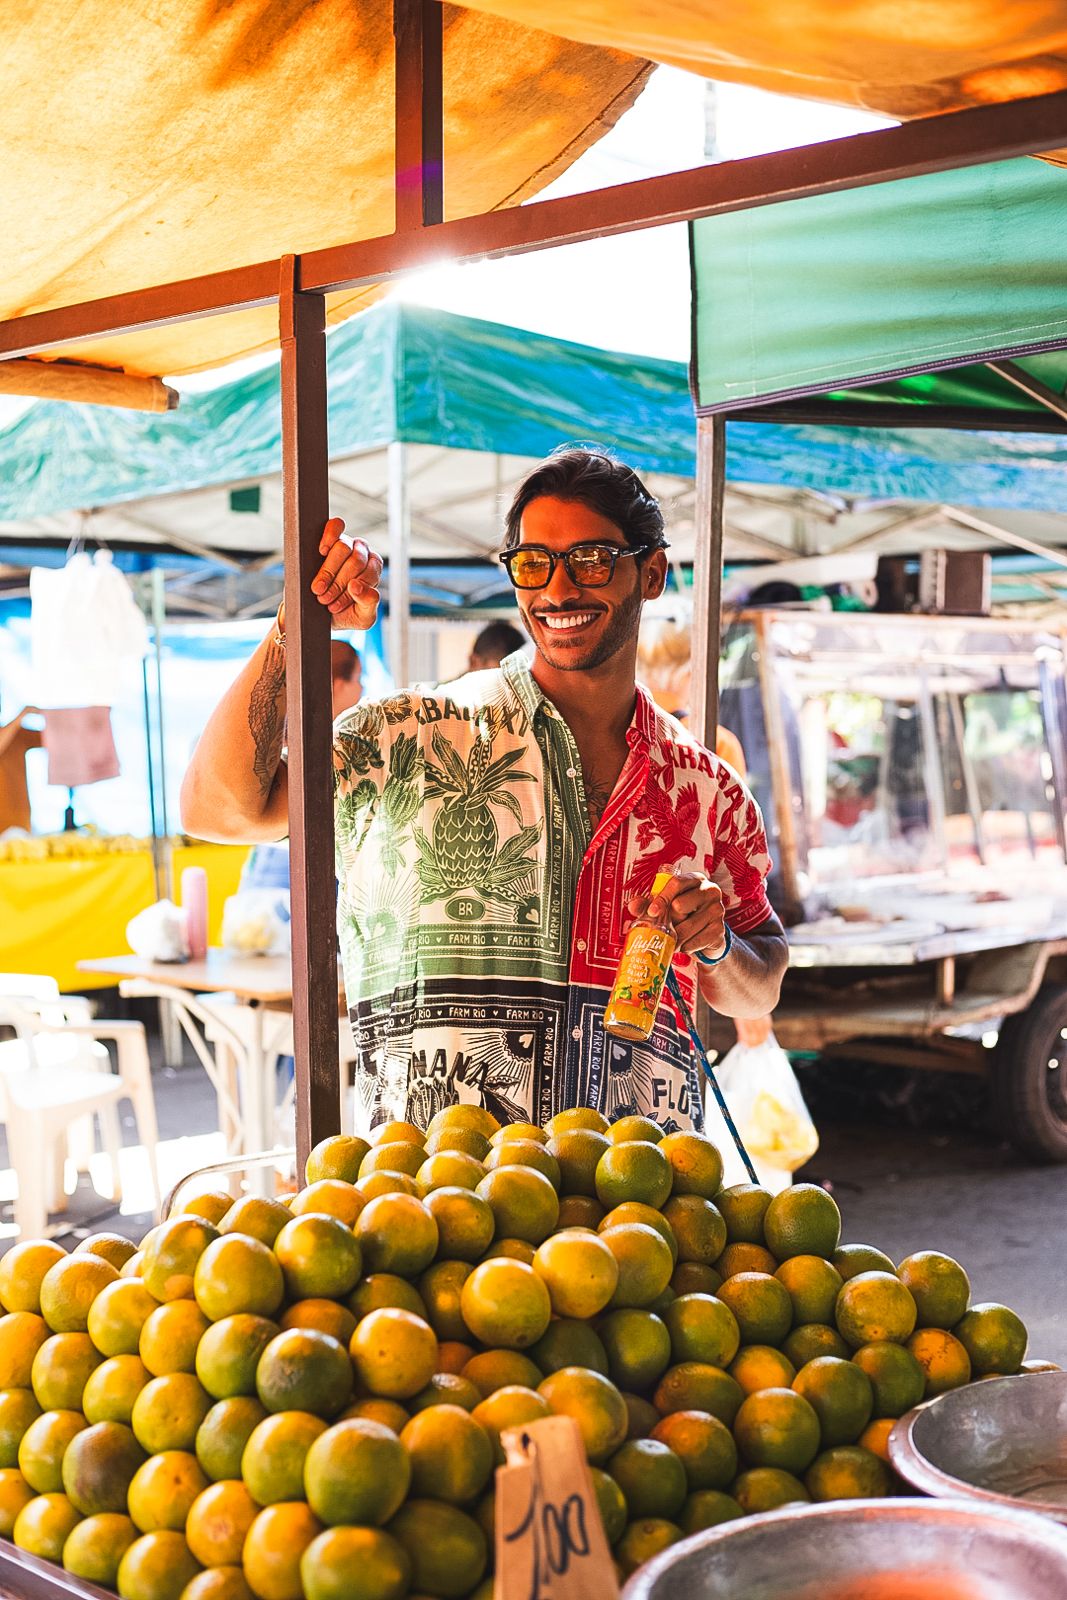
[603,926,676,1040]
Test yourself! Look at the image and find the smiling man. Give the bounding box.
[182,446,787,1133]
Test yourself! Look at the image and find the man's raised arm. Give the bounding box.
[180,521,382,843]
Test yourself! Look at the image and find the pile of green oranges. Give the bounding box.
[0,1105,1036,1600]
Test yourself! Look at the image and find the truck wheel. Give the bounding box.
[991,988,1067,1162]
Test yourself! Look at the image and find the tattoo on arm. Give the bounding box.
[248,641,287,799]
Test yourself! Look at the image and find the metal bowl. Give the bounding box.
[890,1371,1067,1521]
[620,1497,1067,1600]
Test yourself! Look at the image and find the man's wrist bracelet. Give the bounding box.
[695,925,733,967]
[270,603,286,649]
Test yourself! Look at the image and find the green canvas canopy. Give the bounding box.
[690,156,1067,430]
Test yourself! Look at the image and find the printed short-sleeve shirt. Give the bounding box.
[333,651,772,1134]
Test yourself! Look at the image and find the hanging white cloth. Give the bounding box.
[30,550,149,708]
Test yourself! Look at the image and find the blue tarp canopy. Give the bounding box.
[6,303,1067,527]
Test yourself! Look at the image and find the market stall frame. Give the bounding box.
[5,3,1067,1182]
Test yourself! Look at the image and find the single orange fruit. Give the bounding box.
[83,1355,150,1426]
[763,1185,841,1263]
[804,1444,889,1502]
[728,1345,796,1398]
[732,1466,809,1513]
[459,1260,551,1351]
[897,1252,970,1330]
[241,1411,328,1505]
[905,1328,972,1396]
[608,1438,687,1518]
[139,1301,211,1378]
[288,1181,365,1227]
[615,1517,681,1577]
[306,1135,370,1186]
[733,1387,820,1473]
[537,1367,628,1463]
[185,1480,258,1567]
[600,1225,674,1310]
[194,1396,267,1483]
[716,1184,772,1245]
[117,1529,202,1600]
[953,1303,1028,1375]
[401,1404,493,1504]
[139,1218,218,1305]
[62,1419,146,1515]
[195,1315,279,1401]
[356,1195,439,1277]
[532,1229,618,1318]
[273,1216,362,1302]
[0,1244,66,1316]
[792,1356,873,1447]
[461,1350,542,1399]
[304,1418,412,1525]
[678,1489,744,1534]
[349,1309,438,1401]
[650,1409,737,1490]
[775,1255,843,1326]
[242,1503,323,1600]
[653,1363,743,1425]
[300,1527,411,1600]
[716,1242,778,1278]
[716,1273,792,1347]
[597,1310,671,1391]
[256,1330,353,1418]
[32,1330,102,1410]
[471,1386,550,1466]
[127,1449,209,1532]
[423,1188,495,1264]
[836,1273,917,1349]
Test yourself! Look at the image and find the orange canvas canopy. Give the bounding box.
[2,0,648,382]
[459,0,1067,125]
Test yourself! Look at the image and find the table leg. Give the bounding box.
[241,1004,273,1198]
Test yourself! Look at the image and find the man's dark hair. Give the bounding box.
[503,446,666,552]
[470,621,526,667]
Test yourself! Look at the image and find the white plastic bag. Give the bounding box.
[31,551,149,708]
[704,1034,819,1195]
[126,899,189,963]
[221,889,291,956]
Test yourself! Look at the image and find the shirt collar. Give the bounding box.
[501,651,656,752]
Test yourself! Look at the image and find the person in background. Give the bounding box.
[330,641,363,715]
[467,620,526,673]
[0,702,42,833]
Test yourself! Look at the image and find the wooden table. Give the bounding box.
[78,952,346,1187]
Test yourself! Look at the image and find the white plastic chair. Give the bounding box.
[0,996,161,1237]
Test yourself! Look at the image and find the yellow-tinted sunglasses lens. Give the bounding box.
[508,550,554,587]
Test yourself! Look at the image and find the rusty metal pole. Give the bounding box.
[690,414,726,1053]
[279,255,339,1170]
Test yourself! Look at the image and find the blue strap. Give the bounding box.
[665,967,759,1186]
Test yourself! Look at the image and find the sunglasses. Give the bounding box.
[499,541,652,590]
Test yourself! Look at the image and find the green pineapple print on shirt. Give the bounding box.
[415,727,542,907]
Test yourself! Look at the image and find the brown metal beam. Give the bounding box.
[986,357,1067,423]
[5,87,1067,359]
[279,256,340,1169]
[394,0,444,231]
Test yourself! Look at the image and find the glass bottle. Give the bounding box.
[603,870,676,1041]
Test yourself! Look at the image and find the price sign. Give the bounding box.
[496,1415,620,1600]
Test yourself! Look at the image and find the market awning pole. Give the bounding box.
[387,441,412,689]
[280,255,340,1169]
[690,414,724,757]
[689,414,726,1057]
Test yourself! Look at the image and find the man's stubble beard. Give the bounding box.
[525,579,644,674]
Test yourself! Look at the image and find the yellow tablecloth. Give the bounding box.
[0,842,249,991]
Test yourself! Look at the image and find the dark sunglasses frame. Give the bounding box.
[498,540,654,590]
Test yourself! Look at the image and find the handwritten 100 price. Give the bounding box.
[503,1449,593,1600]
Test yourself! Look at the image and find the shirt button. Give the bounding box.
[566,767,577,778]
[575,938,587,952]
[571,1027,582,1040]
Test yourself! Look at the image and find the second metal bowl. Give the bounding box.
[890,1371,1067,1521]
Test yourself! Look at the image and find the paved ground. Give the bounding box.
[14,1007,1065,1364]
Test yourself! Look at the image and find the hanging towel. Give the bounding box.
[42,706,121,788]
